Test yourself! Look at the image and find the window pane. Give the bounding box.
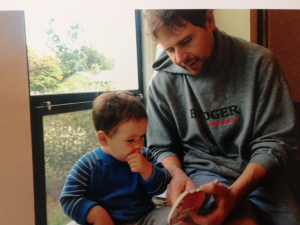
[25,7,139,95]
[44,110,98,224]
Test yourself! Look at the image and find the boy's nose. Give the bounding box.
[134,140,143,152]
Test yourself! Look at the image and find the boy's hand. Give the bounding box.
[87,205,114,225]
[126,152,153,180]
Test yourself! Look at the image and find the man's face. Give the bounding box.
[157,20,215,75]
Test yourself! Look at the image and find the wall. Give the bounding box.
[267,10,300,102]
[213,9,250,41]
[0,11,35,224]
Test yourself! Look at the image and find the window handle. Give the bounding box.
[42,101,51,110]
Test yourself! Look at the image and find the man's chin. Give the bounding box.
[188,68,205,76]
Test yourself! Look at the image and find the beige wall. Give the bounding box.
[214,9,250,41]
[0,11,35,224]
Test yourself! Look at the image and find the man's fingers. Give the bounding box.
[166,185,183,206]
[200,180,220,194]
[186,181,196,190]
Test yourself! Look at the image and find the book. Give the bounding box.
[167,179,219,225]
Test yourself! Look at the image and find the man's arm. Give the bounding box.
[162,156,195,206]
[229,162,267,203]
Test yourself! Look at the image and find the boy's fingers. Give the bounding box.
[127,157,135,163]
[126,153,138,161]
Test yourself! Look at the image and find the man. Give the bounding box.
[145,9,300,225]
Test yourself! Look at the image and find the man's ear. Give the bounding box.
[205,9,215,32]
[97,130,108,147]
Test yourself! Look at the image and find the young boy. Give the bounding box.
[60,91,171,225]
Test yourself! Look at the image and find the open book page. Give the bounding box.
[168,188,205,225]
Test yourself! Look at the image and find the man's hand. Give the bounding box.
[161,156,195,206]
[87,205,114,225]
[178,163,267,225]
[167,168,195,206]
[126,152,153,180]
[179,181,238,225]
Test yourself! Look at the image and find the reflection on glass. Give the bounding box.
[25,7,139,95]
[43,110,99,224]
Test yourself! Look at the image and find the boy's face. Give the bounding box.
[157,17,215,76]
[102,119,148,162]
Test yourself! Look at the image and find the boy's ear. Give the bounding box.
[205,9,215,32]
[97,130,108,146]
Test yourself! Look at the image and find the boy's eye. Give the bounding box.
[127,139,134,142]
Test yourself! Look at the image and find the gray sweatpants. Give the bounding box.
[118,207,171,225]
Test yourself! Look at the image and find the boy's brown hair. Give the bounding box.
[144,9,208,42]
[92,91,147,136]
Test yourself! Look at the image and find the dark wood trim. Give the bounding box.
[250,9,258,44]
[250,9,268,47]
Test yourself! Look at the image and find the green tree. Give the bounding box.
[81,46,114,70]
[45,18,114,79]
[46,19,86,79]
[29,18,116,94]
[28,48,63,93]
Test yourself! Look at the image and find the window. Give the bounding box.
[26,7,140,95]
[26,7,143,224]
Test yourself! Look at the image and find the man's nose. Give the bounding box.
[175,48,188,65]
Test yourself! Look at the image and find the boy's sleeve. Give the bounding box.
[140,147,171,196]
[59,151,99,225]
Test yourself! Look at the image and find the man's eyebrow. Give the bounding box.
[165,46,174,52]
[180,35,192,43]
[164,34,193,52]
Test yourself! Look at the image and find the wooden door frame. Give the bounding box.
[250,9,268,47]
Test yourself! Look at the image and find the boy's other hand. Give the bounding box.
[126,152,153,180]
[87,205,114,225]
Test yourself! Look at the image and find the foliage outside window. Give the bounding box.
[25,7,139,95]
[44,110,99,224]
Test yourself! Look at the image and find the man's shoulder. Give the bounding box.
[226,32,275,59]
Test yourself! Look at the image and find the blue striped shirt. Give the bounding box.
[60,147,171,224]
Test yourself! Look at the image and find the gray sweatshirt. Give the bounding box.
[146,28,298,178]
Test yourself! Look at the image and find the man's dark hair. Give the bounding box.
[92,91,148,136]
[144,10,208,41]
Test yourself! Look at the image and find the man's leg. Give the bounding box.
[223,199,258,225]
[248,173,300,225]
